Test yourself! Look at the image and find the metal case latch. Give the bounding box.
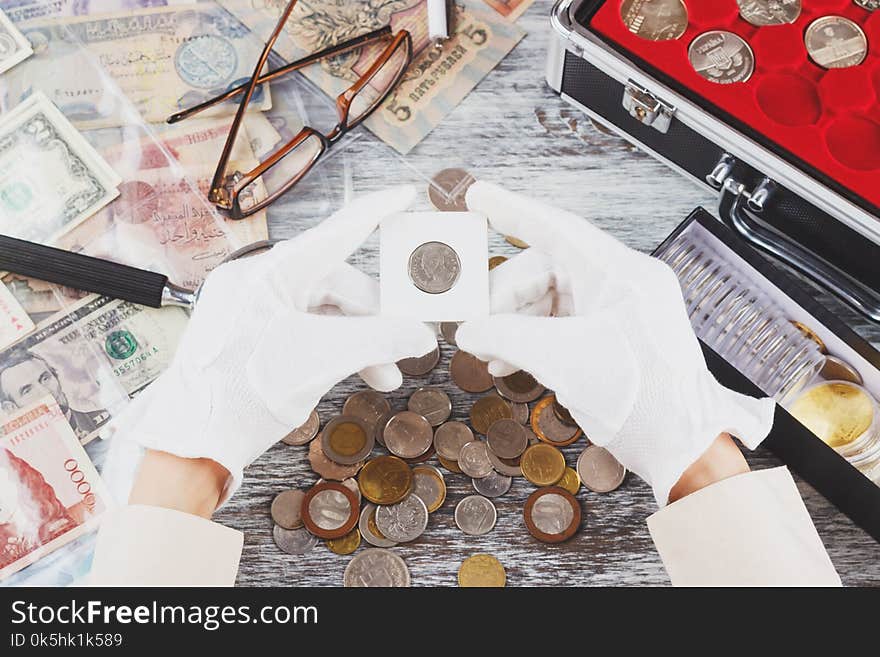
[622,81,674,133]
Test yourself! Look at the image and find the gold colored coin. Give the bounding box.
[505,235,529,249]
[790,381,875,449]
[557,467,581,495]
[326,528,361,555]
[358,455,413,504]
[791,321,827,354]
[412,464,447,512]
[470,394,513,435]
[458,554,506,587]
[328,421,367,456]
[367,506,391,542]
[520,443,566,486]
[488,255,508,270]
[438,455,463,473]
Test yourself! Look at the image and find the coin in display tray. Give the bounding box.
[736,0,801,26]
[380,211,489,322]
[619,0,688,41]
[688,31,755,84]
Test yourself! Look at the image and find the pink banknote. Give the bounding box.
[0,398,111,581]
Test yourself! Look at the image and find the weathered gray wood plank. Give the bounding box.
[215,0,880,586]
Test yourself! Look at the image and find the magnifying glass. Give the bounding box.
[0,234,280,310]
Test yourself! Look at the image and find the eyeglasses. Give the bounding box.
[168,0,413,219]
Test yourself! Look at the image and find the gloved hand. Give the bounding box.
[111,186,437,504]
[457,182,775,506]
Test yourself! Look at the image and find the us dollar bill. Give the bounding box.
[0,397,111,581]
[0,91,120,243]
[10,5,272,128]
[0,0,194,23]
[218,0,524,154]
[0,8,32,73]
[0,294,188,444]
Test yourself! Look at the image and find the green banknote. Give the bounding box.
[217,0,525,154]
[0,294,188,443]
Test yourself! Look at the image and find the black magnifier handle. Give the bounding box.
[0,234,195,309]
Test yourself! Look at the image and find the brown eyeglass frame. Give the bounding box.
[168,0,413,219]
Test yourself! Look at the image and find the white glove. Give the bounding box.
[111,186,437,503]
[457,182,775,506]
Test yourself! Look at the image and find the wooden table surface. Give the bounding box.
[216,0,880,586]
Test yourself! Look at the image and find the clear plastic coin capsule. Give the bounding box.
[657,233,825,401]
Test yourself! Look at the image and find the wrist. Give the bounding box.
[667,433,750,504]
[129,449,230,519]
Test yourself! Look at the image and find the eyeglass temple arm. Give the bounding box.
[167,25,394,124]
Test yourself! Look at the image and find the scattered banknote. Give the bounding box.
[1,274,64,320]
[11,5,272,128]
[0,397,111,581]
[0,294,188,443]
[218,0,524,154]
[0,91,120,243]
[0,282,34,351]
[0,0,195,23]
[0,8,32,73]
[482,0,535,21]
[56,118,271,290]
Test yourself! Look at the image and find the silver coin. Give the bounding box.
[270,489,305,530]
[454,495,497,536]
[805,16,867,69]
[433,421,475,460]
[408,241,461,294]
[620,0,688,41]
[344,548,411,587]
[486,418,529,459]
[383,411,434,458]
[737,0,800,26]
[407,387,452,426]
[318,477,361,504]
[854,0,879,10]
[510,402,529,425]
[537,405,579,444]
[531,493,575,535]
[307,489,352,531]
[488,448,523,478]
[375,494,429,543]
[472,471,512,498]
[819,354,864,385]
[359,503,398,548]
[321,415,374,465]
[281,408,320,446]
[688,31,755,84]
[458,440,494,478]
[342,390,390,434]
[440,321,459,345]
[272,525,318,555]
[397,345,440,376]
[576,445,627,493]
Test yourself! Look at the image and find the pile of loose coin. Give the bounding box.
[269,316,628,587]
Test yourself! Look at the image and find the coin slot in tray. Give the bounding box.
[589,0,880,206]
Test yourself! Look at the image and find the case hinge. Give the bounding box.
[622,81,674,133]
